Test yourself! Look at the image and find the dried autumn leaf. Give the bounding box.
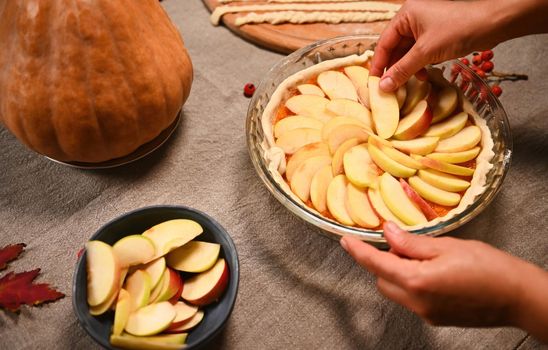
[0,269,65,312]
[0,243,26,271]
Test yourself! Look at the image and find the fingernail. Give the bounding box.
[340,236,349,252]
[384,221,399,233]
[380,76,396,92]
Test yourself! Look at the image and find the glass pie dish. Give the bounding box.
[246,35,512,244]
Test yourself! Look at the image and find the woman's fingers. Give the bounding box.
[370,15,407,77]
[340,235,414,284]
[380,44,429,91]
[383,221,440,260]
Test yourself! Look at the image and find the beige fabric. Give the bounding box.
[0,1,546,349]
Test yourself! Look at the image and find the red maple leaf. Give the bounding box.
[0,243,26,270]
[0,269,65,312]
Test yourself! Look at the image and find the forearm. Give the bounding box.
[483,0,548,45]
[513,261,548,343]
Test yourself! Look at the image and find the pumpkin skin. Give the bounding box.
[0,0,193,163]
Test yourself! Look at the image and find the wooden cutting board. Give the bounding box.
[202,0,403,54]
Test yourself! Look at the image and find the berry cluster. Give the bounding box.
[452,49,528,99]
[453,50,502,97]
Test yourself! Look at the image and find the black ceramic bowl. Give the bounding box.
[72,205,239,349]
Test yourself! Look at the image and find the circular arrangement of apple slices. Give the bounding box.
[85,219,229,349]
[273,64,488,229]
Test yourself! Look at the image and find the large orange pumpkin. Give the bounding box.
[0,0,193,163]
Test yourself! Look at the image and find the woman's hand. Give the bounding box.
[371,0,548,92]
[371,0,495,92]
[340,222,548,342]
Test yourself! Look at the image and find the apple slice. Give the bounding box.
[125,270,152,311]
[86,240,121,307]
[379,172,427,226]
[89,284,119,316]
[148,269,167,304]
[168,280,184,305]
[286,142,330,181]
[326,98,372,129]
[357,85,370,109]
[140,257,166,290]
[274,115,324,139]
[110,334,187,350]
[408,176,461,206]
[285,94,334,123]
[182,258,229,306]
[368,138,424,170]
[113,235,155,268]
[167,302,199,330]
[343,144,380,188]
[393,100,433,140]
[367,143,416,178]
[390,136,440,155]
[427,147,480,164]
[344,65,369,89]
[297,83,325,97]
[164,310,205,334]
[396,84,407,109]
[402,76,431,115]
[167,241,221,273]
[326,124,370,154]
[431,85,459,123]
[113,289,131,336]
[290,155,332,202]
[331,138,361,176]
[424,111,468,139]
[367,188,405,226]
[310,165,334,213]
[143,220,203,260]
[321,116,370,141]
[368,76,399,139]
[317,70,358,101]
[275,128,322,155]
[346,182,380,228]
[434,125,481,153]
[366,134,393,148]
[326,175,355,226]
[150,268,183,304]
[125,301,176,336]
[399,179,438,221]
[418,169,471,192]
[418,156,475,176]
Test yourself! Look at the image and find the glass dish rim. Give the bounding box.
[246,34,512,243]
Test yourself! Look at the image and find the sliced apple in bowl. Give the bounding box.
[113,235,156,268]
[182,258,230,306]
[143,219,203,260]
[167,241,221,273]
[124,301,177,336]
[86,240,121,307]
